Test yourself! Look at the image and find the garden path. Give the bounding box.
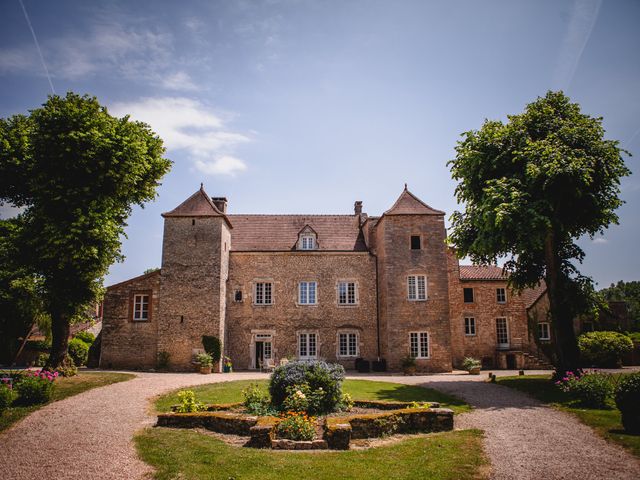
[1,369,639,480]
[359,371,640,480]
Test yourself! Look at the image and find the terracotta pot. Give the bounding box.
[200,365,212,374]
[469,367,481,375]
[403,366,416,376]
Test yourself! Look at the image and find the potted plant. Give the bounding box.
[401,356,417,376]
[222,356,233,373]
[462,357,482,375]
[196,353,213,374]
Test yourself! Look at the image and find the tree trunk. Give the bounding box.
[544,230,581,376]
[47,310,70,369]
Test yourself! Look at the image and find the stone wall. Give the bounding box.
[100,271,160,369]
[157,216,230,370]
[226,251,378,370]
[448,252,532,368]
[374,214,452,372]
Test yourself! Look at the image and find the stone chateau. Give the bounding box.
[100,185,552,372]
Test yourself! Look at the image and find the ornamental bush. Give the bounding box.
[15,370,57,405]
[56,355,78,377]
[175,390,205,413]
[578,331,633,368]
[202,335,222,363]
[555,371,613,408]
[242,383,274,416]
[614,372,640,434]
[269,361,345,414]
[275,412,316,441]
[73,331,95,345]
[0,383,13,413]
[68,338,89,366]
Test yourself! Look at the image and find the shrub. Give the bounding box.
[276,412,316,441]
[35,353,50,367]
[555,371,613,408]
[578,331,633,368]
[16,370,57,405]
[56,355,78,377]
[73,331,95,345]
[462,357,481,372]
[615,372,640,434]
[401,356,416,369]
[68,338,89,366]
[175,390,205,413]
[157,351,170,369]
[195,352,213,367]
[269,361,345,414]
[282,384,310,413]
[242,383,275,416]
[202,336,222,363]
[0,383,13,413]
[338,392,354,412]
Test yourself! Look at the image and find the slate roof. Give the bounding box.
[228,214,367,251]
[459,265,507,280]
[384,187,445,216]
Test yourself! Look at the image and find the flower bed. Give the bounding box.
[157,400,454,450]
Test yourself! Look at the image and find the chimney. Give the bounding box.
[211,197,228,213]
[354,201,363,215]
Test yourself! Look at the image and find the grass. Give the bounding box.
[496,374,640,458]
[154,378,471,414]
[144,379,481,479]
[0,371,135,432]
[136,427,488,480]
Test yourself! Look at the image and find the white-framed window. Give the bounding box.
[298,332,318,359]
[298,281,317,305]
[254,282,273,305]
[301,235,316,250]
[538,322,551,341]
[464,317,476,336]
[133,294,150,321]
[338,332,359,357]
[407,275,427,301]
[410,332,429,358]
[496,288,507,303]
[338,281,357,305]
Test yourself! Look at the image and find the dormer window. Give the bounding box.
[301,235,315,250]
[297,225,318,250]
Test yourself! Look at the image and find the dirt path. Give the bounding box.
[359,372,640,480]
[1,370,639,480]
[0,371,266,480]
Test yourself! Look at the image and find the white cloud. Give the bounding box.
[110,97,251,176]
[552,0,602,90]
[194,156,248,176]
[0,21,198,92]
[592,236,608,244]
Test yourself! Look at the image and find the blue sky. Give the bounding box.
[0,0,638,288]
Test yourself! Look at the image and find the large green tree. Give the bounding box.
[0,217,49,364]
[0,93,171,368]
[448,91,630,373]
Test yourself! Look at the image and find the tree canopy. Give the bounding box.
[600,280,640,331]
[448,91,630,372]
[0,92,171,367]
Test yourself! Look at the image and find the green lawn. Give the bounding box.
[154,378,470,414]
[496,374,640,458]
[144,379,482,480]
[137,427,487,480]
[0,371,135,432]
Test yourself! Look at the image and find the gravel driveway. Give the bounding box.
[1,370,639,480]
